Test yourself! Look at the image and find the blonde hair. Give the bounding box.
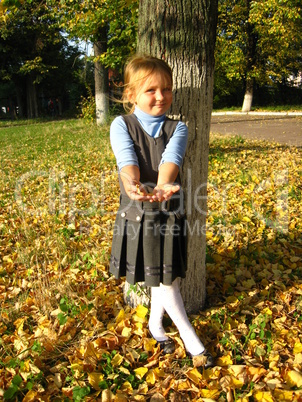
[122,55,173,114]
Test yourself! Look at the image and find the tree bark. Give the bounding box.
[242,77,254,112]
[26,74,38,119]
[93,29,109,126]
[124,0,218,314]
[8,96,17,120]
[241,0,256,112]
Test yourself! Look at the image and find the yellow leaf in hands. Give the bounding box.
[135,184,147,195]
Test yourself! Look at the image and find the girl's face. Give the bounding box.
[130,72,172,116]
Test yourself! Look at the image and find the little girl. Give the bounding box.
[109,55,214,368]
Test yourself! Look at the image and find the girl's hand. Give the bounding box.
[152,184,180,202]
[120,166,153,201]
[125,180,154,201]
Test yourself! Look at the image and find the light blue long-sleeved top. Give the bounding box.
[110,107,188,171]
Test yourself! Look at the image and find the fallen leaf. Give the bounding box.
[134,367,148,379]
[285,370,302,388]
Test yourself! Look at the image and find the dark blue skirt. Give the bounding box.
[109,195,187,287]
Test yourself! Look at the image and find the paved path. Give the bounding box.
[210,112,302,147]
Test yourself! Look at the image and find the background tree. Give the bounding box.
[0,0,84,118]
[125,0,218,313]
[54,0,138,125]
[215,0,302,111]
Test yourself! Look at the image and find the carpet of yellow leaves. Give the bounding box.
[0,120,302,401]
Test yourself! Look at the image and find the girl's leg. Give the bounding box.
[148,286,169,342]
[160,278,205,356]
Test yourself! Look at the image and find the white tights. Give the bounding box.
[148,278,205,356]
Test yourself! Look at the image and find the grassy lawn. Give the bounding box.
[0,118,302,401]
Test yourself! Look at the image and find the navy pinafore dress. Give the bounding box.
[109,114,187,287]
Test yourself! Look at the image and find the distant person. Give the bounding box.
[48,98,54,117]
[55,98,62,117]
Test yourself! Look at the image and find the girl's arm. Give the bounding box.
[111,117,152,201]
[157,161,179,184]
[153,162,180,201]
[110,116,138,170]
[153,121,188,202]
[160,121,188,167]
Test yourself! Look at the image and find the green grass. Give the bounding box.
[1,117,302,400]
[0,118,119,310]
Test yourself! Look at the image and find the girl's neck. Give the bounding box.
[134,106,166,121]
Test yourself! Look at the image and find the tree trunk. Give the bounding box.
[124,0,218,314]
[242,77,254,112]
[93,31,109,126]
[8,96,17,120]
[26,74,38,118]
[241,0,256,113]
